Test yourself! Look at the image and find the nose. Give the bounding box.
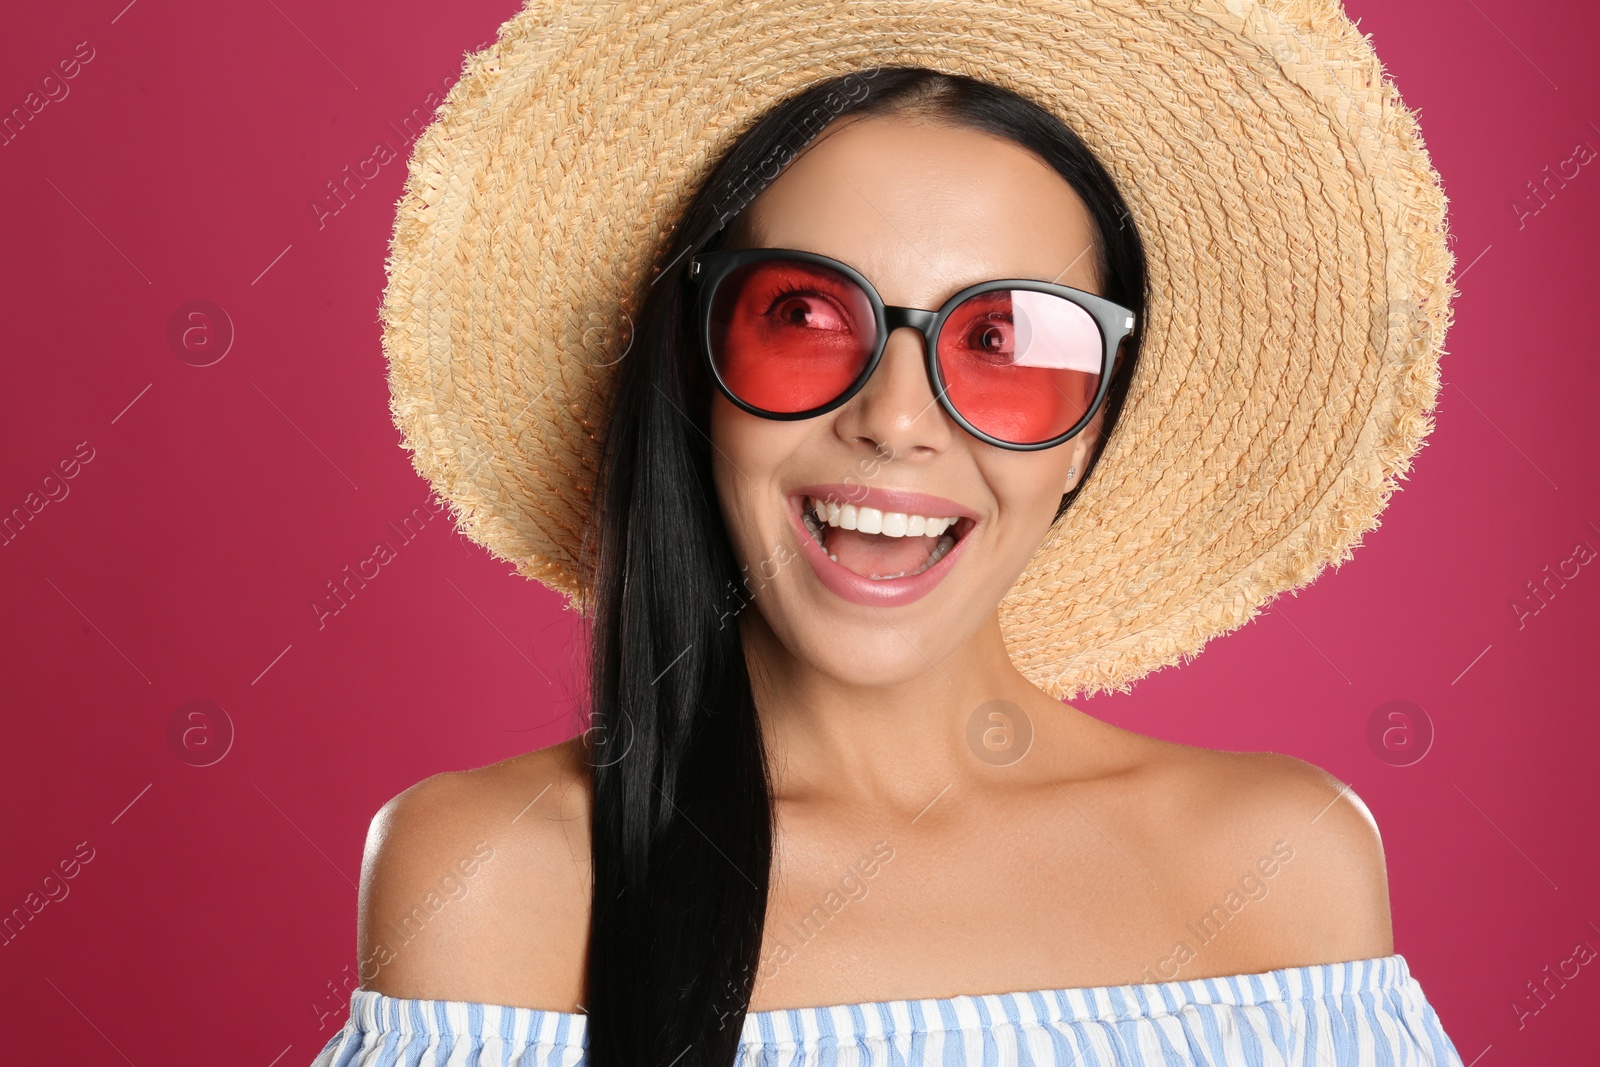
[830,322,953,458]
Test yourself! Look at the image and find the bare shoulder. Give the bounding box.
[356,735,593,1010]
[1182,744,1391,967]
[1100,729,1394,972]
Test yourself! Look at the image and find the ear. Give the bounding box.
[1064,422,1102,493]
[1064,338,1128,492]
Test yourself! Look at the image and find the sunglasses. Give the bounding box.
[687,247,1137,451]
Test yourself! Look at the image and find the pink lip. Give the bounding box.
[785,488,977,608]
[790,483,979,521]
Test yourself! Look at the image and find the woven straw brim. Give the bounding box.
[382,0,1456,701]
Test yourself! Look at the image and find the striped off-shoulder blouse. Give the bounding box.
[308,953,1464,1066]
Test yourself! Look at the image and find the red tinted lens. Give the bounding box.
[707,258,877,414]
[936,289,1105,445]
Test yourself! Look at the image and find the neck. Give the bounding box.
[739,607,1101,815]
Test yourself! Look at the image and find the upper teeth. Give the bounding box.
[807,497,959,538]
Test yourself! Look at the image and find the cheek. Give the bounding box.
[709,392,820,472]
[707,395,807,545]
[982,452,1078,527]
[707,400,752,544]
[709,393,777,501]
[709,394,761,493]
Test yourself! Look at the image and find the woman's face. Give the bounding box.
[709,112,1112,690]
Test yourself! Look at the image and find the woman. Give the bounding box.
[313,2,1463,1065]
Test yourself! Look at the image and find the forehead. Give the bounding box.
[730,113,1102,304]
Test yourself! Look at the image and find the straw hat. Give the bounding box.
[382,0,1456,701]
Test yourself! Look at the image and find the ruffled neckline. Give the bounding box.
[346,953,1419,1044]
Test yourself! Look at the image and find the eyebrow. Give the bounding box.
[755,244,1079,288]
[775,248,1107,306]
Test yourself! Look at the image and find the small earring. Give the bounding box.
[1066,466,1078,481]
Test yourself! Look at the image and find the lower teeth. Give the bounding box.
[866,534,955,580]
[802,498,957,581]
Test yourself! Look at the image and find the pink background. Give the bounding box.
[2,0,1596,1062]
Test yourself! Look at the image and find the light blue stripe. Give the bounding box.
[1363,984,1399,1067]
[815,1004,839,1067]
[1298,977,1323,1065]
[1154,975,1182,1016]
[1228,1004,1268,1067]
[755,1003,777,1062]
[462,1001,485,1067]
[1128,981,1186,1065]
[1099,984,1138,1065]
[1164,987,1219,1067]
[1190,982,1236,1067]
[1102,982,1129,1020]
[1024,990,1078,1066]
[873,1001,908,1067]
[970,996,999,1067]
[495,1001,514,1067]
[432,999,454,1066]
[406,998,430,1067]
[905,996,930,1065]
[319,1024,360,1067]
[935,997,962,1067]
[786,1008,808,1067]
[994,993,1035,1067]
[551,1011,570,1067]
[847,1002,872,1065]
[1327,979,1360,1064]
[371,995,400,1067]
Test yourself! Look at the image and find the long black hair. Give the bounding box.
[575,66,1148,1067]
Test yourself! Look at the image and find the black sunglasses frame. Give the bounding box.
[687,247,1138,452]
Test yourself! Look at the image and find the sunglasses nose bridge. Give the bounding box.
[882,304,938,339]
[861,304,948,435]
[878,304,941,386]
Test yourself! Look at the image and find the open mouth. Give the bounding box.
[795,493,977,581]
